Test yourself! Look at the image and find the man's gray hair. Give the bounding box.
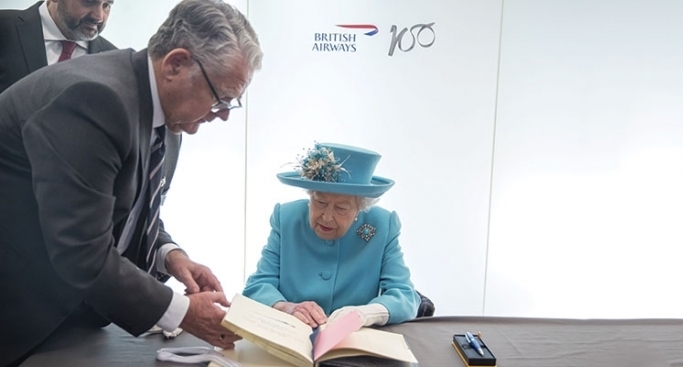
[148,0,262,76]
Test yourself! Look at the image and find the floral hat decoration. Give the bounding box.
[277,142,394,198]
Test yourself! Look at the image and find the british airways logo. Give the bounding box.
[312,24,379,52]
[311,22,435,56]
[336,24,379,36]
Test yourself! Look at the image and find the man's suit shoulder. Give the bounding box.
[0,8,25,21]
[0,1,41,22]
[90,36,117,53]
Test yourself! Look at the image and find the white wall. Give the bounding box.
[4,0,683,319]
[485,0,683,318]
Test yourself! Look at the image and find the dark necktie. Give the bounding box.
[145,126,166,276]
[58,40,78,62]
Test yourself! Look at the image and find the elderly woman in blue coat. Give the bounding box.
[242,142,420,328]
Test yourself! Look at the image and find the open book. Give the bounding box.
[221,294,418,367]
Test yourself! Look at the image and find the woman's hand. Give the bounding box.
[328,304,390,327]
[273,301,328,327]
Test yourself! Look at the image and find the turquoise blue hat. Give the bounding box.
[277,143,394,198]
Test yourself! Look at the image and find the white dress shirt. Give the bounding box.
[147,57,191,331]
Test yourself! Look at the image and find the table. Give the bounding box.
[19,322,202,367]
[383,316,683,367]
[21,316,683,366]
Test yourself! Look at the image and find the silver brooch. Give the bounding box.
[357,224,376,242]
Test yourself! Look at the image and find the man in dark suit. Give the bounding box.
[0,0,263,365]
[0,0,116,93]
[0,0,181,284]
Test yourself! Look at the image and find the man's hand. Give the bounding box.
[179,292,241,349]
[273,301,327,327]
[165,249,223,294]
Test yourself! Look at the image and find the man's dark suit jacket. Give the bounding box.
[0,1,183,202]
[0,49,177,366]
[0,1,117,93]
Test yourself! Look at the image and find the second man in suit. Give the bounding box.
[0,0,116,93]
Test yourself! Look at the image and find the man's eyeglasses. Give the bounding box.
[194,58,242,114]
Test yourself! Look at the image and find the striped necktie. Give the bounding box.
[145,126,166,276]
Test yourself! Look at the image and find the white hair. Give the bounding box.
[306,190,379,212]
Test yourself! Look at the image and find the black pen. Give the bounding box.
[465,332,484,356]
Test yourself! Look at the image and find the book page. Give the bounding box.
[313,310,363,360]
[222,294,314,366]
[318,328,418,364]
[216,339,298,367]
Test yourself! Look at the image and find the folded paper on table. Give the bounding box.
[220,294,418,367]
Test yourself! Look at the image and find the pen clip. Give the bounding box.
[464,332,484,356]
[465,331,475,342]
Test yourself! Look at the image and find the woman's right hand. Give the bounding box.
[273,301,328,327]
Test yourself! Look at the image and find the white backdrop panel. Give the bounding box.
[245,0,503,316]
[486,0,683,318]
[9,0,682,319]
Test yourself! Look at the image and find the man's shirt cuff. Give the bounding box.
[157,243,185,274]
[157,292,190,331]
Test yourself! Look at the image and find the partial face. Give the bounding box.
[51,0,113,41]
[162,55,250,135]
[308,192,360,240]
